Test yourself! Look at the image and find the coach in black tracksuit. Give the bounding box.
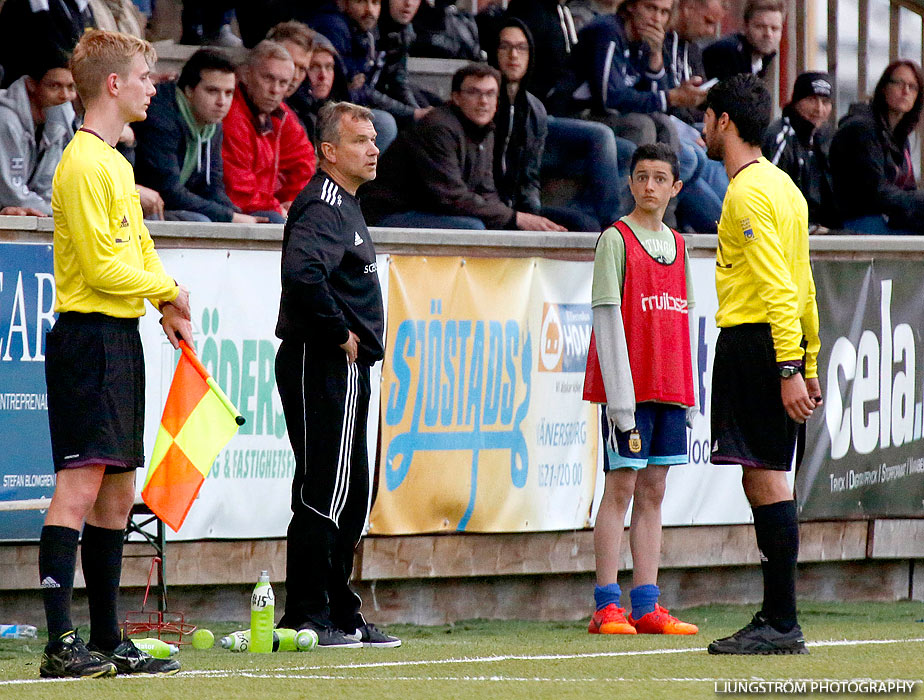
[275,101,399,649]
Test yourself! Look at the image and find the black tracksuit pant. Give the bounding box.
[275,339,371,632]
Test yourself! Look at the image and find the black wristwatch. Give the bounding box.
[779,364,801,379]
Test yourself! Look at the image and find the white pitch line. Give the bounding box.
[3,637,922,686]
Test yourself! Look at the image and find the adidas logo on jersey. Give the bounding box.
[41,576,61,589]
[354,232,363,246]
[321,178,342,207]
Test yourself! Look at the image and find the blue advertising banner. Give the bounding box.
[0,242,57,540]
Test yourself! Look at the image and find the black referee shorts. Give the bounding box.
[710,324,800,471]
[44,312,145,473]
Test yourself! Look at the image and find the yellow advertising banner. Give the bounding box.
[370,256,598,534]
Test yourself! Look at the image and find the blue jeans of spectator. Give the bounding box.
[675,142,725,233]
[544,117,622,227]
[542,205,600,232]
[377,211,486,230]
[251,209,287,224]
[370,109,398,154]
[164,210,211,222]
[843,215,918,235]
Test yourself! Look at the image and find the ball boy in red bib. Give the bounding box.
[584,142,699,636]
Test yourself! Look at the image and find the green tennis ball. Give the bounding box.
[192,628,215,650]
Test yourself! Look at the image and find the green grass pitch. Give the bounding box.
[1,602,921,699]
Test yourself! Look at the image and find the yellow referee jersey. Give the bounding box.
[51,129,178,318]
[715,157,821,378]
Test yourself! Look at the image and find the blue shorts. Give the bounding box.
[601,403,688,471]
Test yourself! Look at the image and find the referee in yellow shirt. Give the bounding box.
[39,31,191,678]
[701,74,822,655]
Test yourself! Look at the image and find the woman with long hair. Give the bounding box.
[830,59,924,234]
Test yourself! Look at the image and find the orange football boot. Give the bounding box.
[629,604,699,634]
[588,604,637,634]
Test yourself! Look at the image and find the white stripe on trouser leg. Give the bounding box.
[333,363,358,524]
[334,364,359,524]
[331,361,358,525]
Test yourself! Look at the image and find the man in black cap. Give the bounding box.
[762,71,837,231]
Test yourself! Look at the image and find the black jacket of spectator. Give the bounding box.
[763,104,836,227]
[410,0,482,61]
[308,1,417,122]
[0,0,94,88]
[133,81,236,222]
[829,103,924,231]
[491,17,545,215]
[374,10,420,115]
[285,35,351,144]
[574,14,671,116]
[664,29,706,124]
[360,103,517,229]
[702,32,776,82]
[507,0,579,116]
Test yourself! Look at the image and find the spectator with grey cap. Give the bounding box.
[762,71,836,231]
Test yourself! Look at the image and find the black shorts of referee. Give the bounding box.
[44,312,145,473]
[710,323,801,471]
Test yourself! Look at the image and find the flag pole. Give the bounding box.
[178,341,246,425]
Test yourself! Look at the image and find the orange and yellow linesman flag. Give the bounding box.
[142,340,245,532]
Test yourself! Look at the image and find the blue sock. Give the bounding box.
[630,584,660,619]
[594,583,621,611]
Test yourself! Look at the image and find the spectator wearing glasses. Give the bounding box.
[361,63,564,231]
[221,40,316,222]
[830,60,924,234]
[491,18,598,231]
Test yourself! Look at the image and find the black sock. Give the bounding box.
[39,525,80,641]
[80,524,125,651]
[752,500,799,632]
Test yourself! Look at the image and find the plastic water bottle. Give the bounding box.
[219,629,250,652]
[295,628,319,651]
[132,638,179,658]
[220,628,303,652]
[249,570,274,653]
[0,624,38,639]
[274,628,298,652]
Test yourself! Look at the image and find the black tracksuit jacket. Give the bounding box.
[276,170,384,365]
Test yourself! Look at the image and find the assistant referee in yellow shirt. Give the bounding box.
[700,74,822,656]
[39,30,191,678]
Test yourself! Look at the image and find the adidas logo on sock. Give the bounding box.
[41,576,61,588]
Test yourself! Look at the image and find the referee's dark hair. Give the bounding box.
[177,48,236,91]
[704,74,771,146]
[317,101,375,160]
[630,143,680,181]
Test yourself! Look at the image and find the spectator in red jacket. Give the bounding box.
[222,40,316,222]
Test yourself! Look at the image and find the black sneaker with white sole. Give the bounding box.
[347,623,402,648]
[89,637,181,675]
[298,623,363,648]
[707,612,808,655]
[40,631,117,678]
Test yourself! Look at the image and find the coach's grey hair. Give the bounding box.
[245,39,292,68]
[317,101,375,159]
